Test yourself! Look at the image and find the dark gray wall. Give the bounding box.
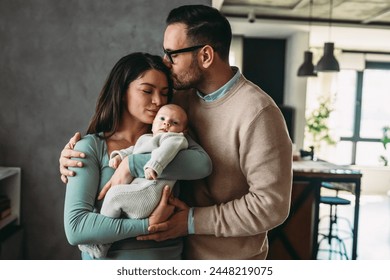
[0,0,209,259]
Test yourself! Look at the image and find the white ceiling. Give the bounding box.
[216,0,390,26]
[214,0,390,53]
[228,17,390,53]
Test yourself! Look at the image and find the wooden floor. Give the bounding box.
[317,194,390,260]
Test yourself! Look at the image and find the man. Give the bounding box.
[60,5,292,259]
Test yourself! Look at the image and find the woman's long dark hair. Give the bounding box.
[86,52,173,138]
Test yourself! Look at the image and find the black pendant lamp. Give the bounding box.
[298,51,317,76]
[316,0,340,72]
[297,0,317,77]
[316,42,339,72]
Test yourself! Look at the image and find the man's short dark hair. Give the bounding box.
[166,5,232,62]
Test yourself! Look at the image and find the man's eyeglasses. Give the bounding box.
[163,45,206,64]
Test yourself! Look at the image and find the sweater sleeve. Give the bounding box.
[144,133,188,176]
[110,146,134,160]
[194,106,293,237]
[63,136,148,245]
[129,135,212,180]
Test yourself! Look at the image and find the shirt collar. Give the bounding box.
[196,67,241,102]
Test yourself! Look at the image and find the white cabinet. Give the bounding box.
[0,167,21,230]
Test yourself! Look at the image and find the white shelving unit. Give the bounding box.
[0,167,21,230]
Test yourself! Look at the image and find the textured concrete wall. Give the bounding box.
[0,0,209,259]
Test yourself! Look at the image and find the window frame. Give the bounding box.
[339,61,390,165]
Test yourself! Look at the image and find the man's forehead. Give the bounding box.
[163,23,187,49]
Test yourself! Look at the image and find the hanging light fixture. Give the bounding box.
[316,0,340,72]
[298,51,317,76]
[297,0,317,77]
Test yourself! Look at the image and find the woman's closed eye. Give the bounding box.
[140,87,152,94]
[139,85,154,94]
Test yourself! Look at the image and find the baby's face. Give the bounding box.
[152,106,187,134]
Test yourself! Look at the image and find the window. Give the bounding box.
[316,62,390,166]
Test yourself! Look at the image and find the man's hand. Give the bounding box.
[98,156,133,200]
[137,196,189,242]
[59,132,85,184]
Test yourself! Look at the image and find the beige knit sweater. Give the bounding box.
[173,74,293,260]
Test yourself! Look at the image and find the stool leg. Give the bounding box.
[317,201,352,260]
[328,204,334,246]
[340,236,349,259]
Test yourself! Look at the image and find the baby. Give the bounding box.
[79,104,189,258]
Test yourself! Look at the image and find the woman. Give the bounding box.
[64,52,211,260]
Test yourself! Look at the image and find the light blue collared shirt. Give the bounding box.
[196,67,241,103]
[188,67,241,235]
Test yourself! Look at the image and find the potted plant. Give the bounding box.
[305,97,336,158]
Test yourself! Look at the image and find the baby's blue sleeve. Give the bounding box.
[129,135,212,180]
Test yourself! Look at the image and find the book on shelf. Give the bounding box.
[0,195,11,212]
[0,207,11,220]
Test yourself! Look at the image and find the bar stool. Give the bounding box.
[316,182,353,260]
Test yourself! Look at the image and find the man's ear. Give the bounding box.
[199,45,214,69]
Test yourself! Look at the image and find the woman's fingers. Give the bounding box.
[98,180,112,200]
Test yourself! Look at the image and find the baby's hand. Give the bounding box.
[109,155,122,169]
[145,168,157,180]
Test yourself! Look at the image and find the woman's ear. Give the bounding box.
[198,45,214,69]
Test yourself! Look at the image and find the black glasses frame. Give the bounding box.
[163,44,206,64]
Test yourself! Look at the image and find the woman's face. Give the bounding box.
[124,69,170,125]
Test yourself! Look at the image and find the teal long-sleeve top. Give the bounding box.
[64,133,212,259]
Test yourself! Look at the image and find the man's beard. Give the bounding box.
[172,59,203,91]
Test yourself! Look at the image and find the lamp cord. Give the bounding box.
[328,0,333,40]
[309,0,313,34]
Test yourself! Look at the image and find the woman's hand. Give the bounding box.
[59,132,85,183]
[98,156,133,200]
[148,186,175,226]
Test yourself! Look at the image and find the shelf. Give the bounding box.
[0,225,23,259]
[0,167,20,180]
[0,214,17,231]
[0,167,21,229]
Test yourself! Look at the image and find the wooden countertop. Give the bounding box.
[293,160,362,179]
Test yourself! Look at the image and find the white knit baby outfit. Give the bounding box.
[78,132,188,258]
